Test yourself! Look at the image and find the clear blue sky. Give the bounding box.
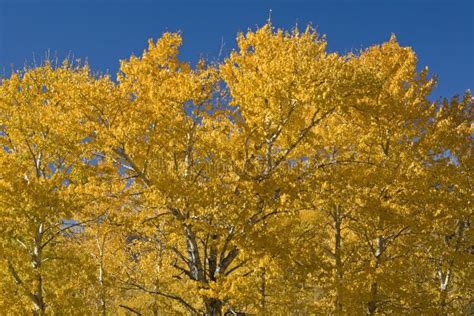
[0,0,472,99]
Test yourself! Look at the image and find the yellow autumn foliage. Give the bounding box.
[0,23,472,315]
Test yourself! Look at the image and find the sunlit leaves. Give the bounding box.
[0,23,471,315]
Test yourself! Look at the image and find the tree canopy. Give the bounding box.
[0,23,472,315]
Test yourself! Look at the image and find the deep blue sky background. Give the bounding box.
[0,0,472,100]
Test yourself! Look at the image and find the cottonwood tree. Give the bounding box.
[0,62,113,314]
[0,23,471,315]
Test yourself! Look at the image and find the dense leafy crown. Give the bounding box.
[0,24,472,315]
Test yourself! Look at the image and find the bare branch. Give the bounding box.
[118,305,142,315]
[126,282,199,314]
[41,215,103,249]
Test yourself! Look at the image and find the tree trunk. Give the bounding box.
[367,236,383,316]
[32,223,45,315]
[367,282,378,316]
[96,234,107,316]
[259,268,266,315]
[438,265,451,312]
[184,224,205,281]
[205,298,223,316]
[333,207,343,314]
